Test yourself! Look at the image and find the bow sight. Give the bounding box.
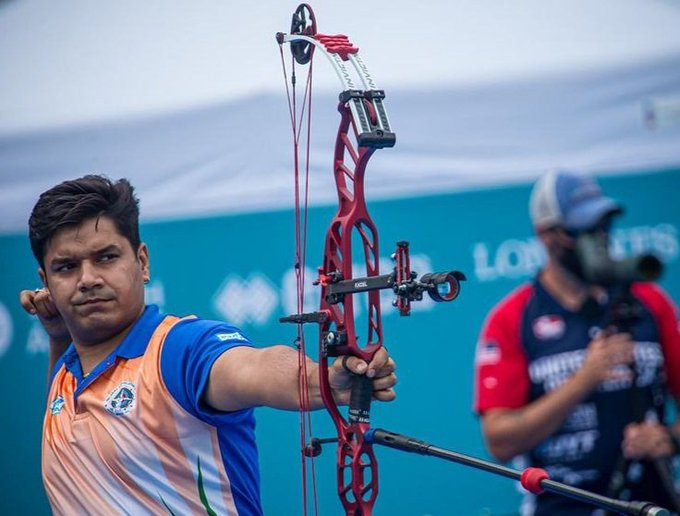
[281,240,466,324]
[390,240,465,314]
[418,271,466,302]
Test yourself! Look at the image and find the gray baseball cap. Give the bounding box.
[529,170,622,231]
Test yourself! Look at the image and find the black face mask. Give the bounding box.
[551,215,612,284]
[555,241,588,282]
[559,230,662,286]
[553,232,607,320]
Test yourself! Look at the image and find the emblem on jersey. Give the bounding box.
[49,395,65,415]
[475,339,501,365]
[533,314,566,340]
[104,381,137,416]
[216,331,248,342]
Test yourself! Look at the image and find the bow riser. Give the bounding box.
[317,101,382,515]
[324,105,382,352]
[318,357,379,514]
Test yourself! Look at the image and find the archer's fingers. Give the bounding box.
[339,352,395,380]
[366,349,395,379]
[371,372,397,392]
[19,289,39,314]
[340,356,369,376]
[20,288,59,319]
[35,289,60,318]
[372,387,396,402]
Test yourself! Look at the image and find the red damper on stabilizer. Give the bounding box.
[520,467,549,494]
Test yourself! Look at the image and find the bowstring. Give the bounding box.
[278,43,319,516]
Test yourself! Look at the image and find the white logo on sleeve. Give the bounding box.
[216,332,248,342]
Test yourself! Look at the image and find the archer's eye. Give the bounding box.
[98,253,119,263]
[53,262,75,273]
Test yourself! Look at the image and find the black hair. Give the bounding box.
[28,174,141,269]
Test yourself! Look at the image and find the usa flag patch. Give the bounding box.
[476,340,501,365]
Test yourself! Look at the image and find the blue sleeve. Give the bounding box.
[160,317,254,425]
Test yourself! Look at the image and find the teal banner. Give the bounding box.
[1,169,678,514]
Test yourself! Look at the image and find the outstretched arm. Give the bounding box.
[204,344,396,412]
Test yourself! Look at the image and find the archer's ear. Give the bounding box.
[38,267,47,287]
[138,243,150,283]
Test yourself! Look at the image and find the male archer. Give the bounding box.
[20,174,397,514]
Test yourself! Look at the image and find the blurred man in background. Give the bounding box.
[474,170,680,515]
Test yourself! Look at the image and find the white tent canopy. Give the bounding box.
[1,0,679,234]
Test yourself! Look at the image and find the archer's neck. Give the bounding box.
[71,311,143,375]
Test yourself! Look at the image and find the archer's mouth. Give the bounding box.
[76,298,110,305]
[74,299,113,313]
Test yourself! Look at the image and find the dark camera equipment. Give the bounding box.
[574,233,663,286]
[573,231,680,513]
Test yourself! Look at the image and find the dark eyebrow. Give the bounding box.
[49,244,122,267]
[50,256,73,268]
[93,244,122,256]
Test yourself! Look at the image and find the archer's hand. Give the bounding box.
[329,347,397,405]
[19,288,71,344]
[575,331,635,392]
[622,421,675,459]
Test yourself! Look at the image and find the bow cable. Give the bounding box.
[278,12,319,516]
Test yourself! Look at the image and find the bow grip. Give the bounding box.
[348,370,373,424]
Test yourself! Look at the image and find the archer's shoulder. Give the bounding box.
[166,316,253,347]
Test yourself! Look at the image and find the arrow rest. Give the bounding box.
[304,436,338,458]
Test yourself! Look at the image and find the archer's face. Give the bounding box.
[40,216,149,348]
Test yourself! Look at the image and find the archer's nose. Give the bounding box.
[78,261,103,291]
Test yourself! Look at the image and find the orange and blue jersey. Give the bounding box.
[42,305,261,515]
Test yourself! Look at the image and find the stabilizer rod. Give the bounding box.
[365,428,669,516]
